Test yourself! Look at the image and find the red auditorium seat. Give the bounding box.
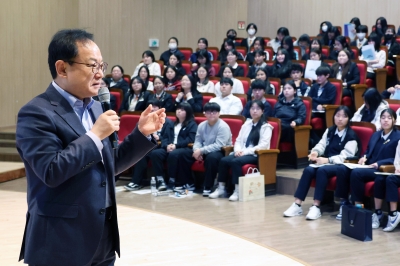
[179,47,193,61]
[268,77,281,96]
[208,47,219,61]
[201,93,215,106]
[110,88,124,113]
[211,61,221,76]
[181,60,191,75]
[237,60,249,77]
[209,76,220,85]
[352,60,368,110]
[118,111,141,143]
[236,77,252,94]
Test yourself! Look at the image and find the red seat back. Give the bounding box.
[236,77,251,94]
[387,99,400,113]
[263,37,271,45]
[299,96,312,125]
[321,46,330,58]
[293,47,301,59]
[264,46,274,61]
[292,60,306,69]
[118,112,141,142]
[236,46,247,57]
[267,117,281,149]
[354,60,367,84]
[194,115,207,125]
[350,122,376,156]
[155,60,164,72]
[268,78,281,96]
[201,93,215,107]
[209,76,220,85]
[350,46,359,58]
[265,95,278,110]
[211,61,221,76]
[233,94,247,108]
[110,91,121,112]
[123,74,131,84]
[208,47,219,61]
[220,115,246,143]
[237,60,249,77]
[265,60,274,67]
[179,47,193,61]
[166,91,178,103]
[181,60,191,75]
[329,79,343,105]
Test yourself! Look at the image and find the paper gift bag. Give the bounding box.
[239,168,265,202]
[341,205,372,242]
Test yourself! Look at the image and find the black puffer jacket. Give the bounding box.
[273,96,306,126]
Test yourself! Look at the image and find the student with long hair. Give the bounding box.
[329,36,355,61]
[214,65,244,97]
[148,102,197,191]
[218,39,245,65]
[294,34,311,58]
[245,37,268,64]
[267,27,290,53]
[164,65,181,91]
[167,53,186,77]
[318,21,333,39]
[349,17,361,42]
[351,88,389,129]
[224,29,239,47]
[324,26,340,48]
[336,109,400,221]
[175,75,203,112]
[359,33,386,80]
[132,50,161,77]
[149,76,174,112]
[373,17,388,40]
[382,28,400,67]
[217,49,245,77]
[247,49,268,79]
[331,49,360,98]
[191,49,216,77]
[281,36,298,60]
[209,100,274,201]
[284,106,361,220]
[106,65,129,95]
[302,39,328,61]
[242,80,272,119]
[119,77,152,112]
[189,38,214,62]
[271,48,293,82]
[137,65,154,91]
[195,65,214,93]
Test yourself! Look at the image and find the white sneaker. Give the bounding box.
[383,212,400,232]
[372,213,382,229]
[306,206,321,220]
[229,191,239,201]
[283,203,303,217]
[209,187,226,199]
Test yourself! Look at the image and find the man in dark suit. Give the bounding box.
[16,29,165,266]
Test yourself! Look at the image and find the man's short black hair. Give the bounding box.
[204,102,221,112]
[48,29,94,79]
[251,79,266,91]
[220,77,233,86]
[291,63,304,73]
[316,65,331,76]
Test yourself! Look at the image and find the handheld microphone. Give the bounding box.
[98,87,119,149]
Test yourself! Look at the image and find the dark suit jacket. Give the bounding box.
[160,119,197,149]
[150,91,174,112]
[331,62,360,90]
[106,78,130,96]
[309,81,336,109]
[119,90,152,113]
[16,84,156,265]
[363,130,400,168]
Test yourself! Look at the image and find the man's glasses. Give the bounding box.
[67,61,108,74]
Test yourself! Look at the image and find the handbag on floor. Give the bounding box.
[341,205,372,241]
[239,167,264,202]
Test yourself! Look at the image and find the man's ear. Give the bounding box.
[55,60,68,78]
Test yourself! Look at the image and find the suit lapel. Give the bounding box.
[366,133,379,158]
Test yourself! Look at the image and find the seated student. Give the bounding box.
[191,49,216,77]
[349,17,361,42]
[242,80,272,120]
[271,48,292,82]
[106,65,130,96]
[148,102,197,191]
[336,109,400,221]
[132,50,161,77]
[92,78,117,111]
[329,36,355,61]
[247,68,275,100]
[177,102,233,196]
[302,39,328,61]
[167,53,186,77]
[210,77,243,115]
[308,65,336,111]
[159,37,185,65]
[195,65,215,93]
[124,100,170,191]
[214,65,244,97]
[240,23,259,53]
[245,37,269,65]
[290,63,310,97]
[351,88,389,130]
[383,28,400,67]
[267,27,290,54]
[373,17,388,40]
[376,133,400,231]
[164,66,181,91]
[119,77,152,113]
[350,25,368,50]
[324,26,340,49]
[331,49,360,98]
[149,76,174,112]
[359,33,386,81]
[189,38,214,62]
[224,29,240,47]
[318,21,333,39]
[175,75,203,112]
[137,65,154,91]
[217,49,244,78]
[218,39,245,65]
[294,34,311,58]
[209,100,274,201]
[281,36,299,60]
[273,80,306,142]
[283,106,361,220]
[247,49,267,79]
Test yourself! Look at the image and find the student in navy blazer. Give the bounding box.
[105,65,130,96]
[331,50,360,98]
[150,76,174,112]
[335,109,400,221]
[119,76,152,113]
[16,29,164,266]
[308,65,336,111]
[174,75,203,113]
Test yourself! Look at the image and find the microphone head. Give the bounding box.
[98,87,111,103]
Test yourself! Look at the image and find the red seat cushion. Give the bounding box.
[242,164,257,175]
[110,91,121,112]
[310,176,337,191]
[341,96,353,107]
[387,66,395,76]
[365,181,374,197]
[311,117,325,130]
[366,79,374,88]
[279,142,293,152]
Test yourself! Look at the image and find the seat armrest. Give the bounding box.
[380,165,395,173]
[222,146,234,156]
[188,143,193,148]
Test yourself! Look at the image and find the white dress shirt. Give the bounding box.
[209,94,243,115]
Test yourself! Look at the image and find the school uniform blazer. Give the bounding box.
[119,90,152,113]
[363,130,400,167]
[217,65,244,78]
[151,91,174,112]
[308,81,337,110]
[16,84,156,265]
[332,62,360,88]
[106,78,130,96]
[174,92,203,113]
[160,119,197,149]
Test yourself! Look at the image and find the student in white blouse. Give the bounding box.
[196,65,215,93]
[214,65,244,97]
[132,50,161,77]
[209,99,273,201]
[359,33,386,80]
[209,77,243,115]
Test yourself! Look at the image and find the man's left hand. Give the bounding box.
[138,105,166,136]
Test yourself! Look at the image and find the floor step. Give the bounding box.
[0,132,16,140]
[0,162,25,183]
[0,147,22,162]
[0,139,16,148]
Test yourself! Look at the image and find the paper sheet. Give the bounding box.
[343,163,373,169]
[374,172,400,176]
[304,60,322,80]
[309,163,334,168]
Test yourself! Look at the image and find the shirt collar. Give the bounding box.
[52,81,94,110]
[335,128,346,138]
[382,130,392,140]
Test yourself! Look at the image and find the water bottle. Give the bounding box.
[150,176,157,196]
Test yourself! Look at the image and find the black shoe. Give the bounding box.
[166,179,175,191]
[158,180,167,191]
[124,183,143,191]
